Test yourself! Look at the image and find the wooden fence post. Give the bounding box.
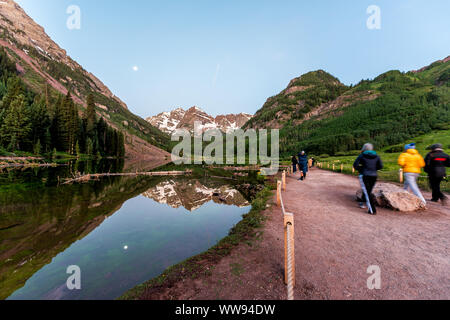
[277,181,282,207]
[284,212,295,287]
[282,171,286,191]
[341,164,344,172]
[399,169,404,183]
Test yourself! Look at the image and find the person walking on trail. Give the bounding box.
[425,143,450,205]
[398,143,427,206]
[291,155,299,175]
[298,151,309,181]
[353,143,383,215]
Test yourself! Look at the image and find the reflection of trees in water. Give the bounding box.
[0,159,125,188]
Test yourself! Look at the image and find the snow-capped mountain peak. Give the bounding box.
[146,107,253,134]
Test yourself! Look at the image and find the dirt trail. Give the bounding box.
[149,169,450,300]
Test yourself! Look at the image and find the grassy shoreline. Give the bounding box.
[119,185,273,300]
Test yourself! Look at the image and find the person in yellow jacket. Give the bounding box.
[398,143,426,205]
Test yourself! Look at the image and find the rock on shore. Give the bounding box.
[356,183,426,212]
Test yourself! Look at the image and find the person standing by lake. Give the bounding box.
[291,155,299,175]
[298,151,309,181]
[425,143,450,205]
[353,143,383,215]
[398,143,427,206]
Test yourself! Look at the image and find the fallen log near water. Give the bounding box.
[0,163,62,170]
[62,170,193,185]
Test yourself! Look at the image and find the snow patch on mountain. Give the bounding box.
[146,106,253,134]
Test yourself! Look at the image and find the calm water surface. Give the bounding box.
[0,162,251,300]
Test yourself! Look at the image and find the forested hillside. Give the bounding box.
[0,49,124,158]
[244,70,348,129]
[246,58,450,157]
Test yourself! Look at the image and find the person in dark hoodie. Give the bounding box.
[291,155,299,175]
[298,151,309,181]
[425,143,450,205]
[353,143,383,215]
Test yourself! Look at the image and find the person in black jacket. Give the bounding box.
[353,143,383,215]
[291,155,298,175]
[425,144,450,205]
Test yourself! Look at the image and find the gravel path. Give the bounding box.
[148,169,450,300]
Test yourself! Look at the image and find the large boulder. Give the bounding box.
[356,183,426,212]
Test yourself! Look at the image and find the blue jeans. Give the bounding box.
[404,173,426,204]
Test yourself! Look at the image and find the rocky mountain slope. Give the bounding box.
[244,70,349,129]
[147,106,252,134]
[244,59,450,156]
[0,0,171,158]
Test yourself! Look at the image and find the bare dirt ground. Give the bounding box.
[149,169,450,300]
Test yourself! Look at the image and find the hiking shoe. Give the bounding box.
[359,203,367,209]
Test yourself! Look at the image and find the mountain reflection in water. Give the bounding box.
[142,180,249,211]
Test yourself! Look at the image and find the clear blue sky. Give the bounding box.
[16,0,450,118]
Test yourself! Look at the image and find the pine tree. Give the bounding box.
[116,131,125,158]
[86,137,93,155]
[8,134,16,152]
[0,48,17,82]
[30,96,51,151]
[33,139,41,155]
[85,94,96,137]
[1,77,25,112]
[75,141,80,158]
[97,117,107,154]
[51,95,68,151]
[0,94,32,151]
[65,93,79,154]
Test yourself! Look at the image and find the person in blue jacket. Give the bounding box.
[298,151,309,181]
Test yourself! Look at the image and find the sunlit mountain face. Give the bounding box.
[142,179,250,212]
[146,106,253,134]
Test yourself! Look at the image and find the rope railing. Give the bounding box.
[277,170,295,300]
[284,213,295,301]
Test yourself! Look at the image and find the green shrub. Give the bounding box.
[384,144,404,153]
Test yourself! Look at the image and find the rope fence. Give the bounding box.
[277,170,295,301]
